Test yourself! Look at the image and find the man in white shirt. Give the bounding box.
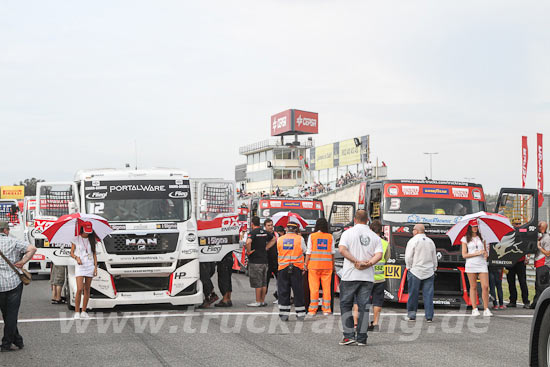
[404,224,438,322]
[338,210,383,346]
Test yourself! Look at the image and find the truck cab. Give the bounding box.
[329,179,539,306]
[34,168,239,309]
[248,196,324,237]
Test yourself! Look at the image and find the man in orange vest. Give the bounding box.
[277,221,307,321]
[305,218,335,315]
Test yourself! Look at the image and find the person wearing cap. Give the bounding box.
[70,221,98,319]
[461,219,492,317]
[276,220,307,321]
[0,221,36,352]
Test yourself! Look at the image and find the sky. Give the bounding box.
[0,0,548,194]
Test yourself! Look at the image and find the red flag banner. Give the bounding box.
[538,133,544,207]
[521,136,529,187]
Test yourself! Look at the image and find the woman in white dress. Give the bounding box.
[461,219,492,317]
[70,221,98,319]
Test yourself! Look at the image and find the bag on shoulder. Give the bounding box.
[0,249,32,286]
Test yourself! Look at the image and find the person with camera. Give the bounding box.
[0,221,36,352]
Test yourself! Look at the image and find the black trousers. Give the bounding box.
[217,252,233,295]
[507,261,529,304]
[265,259,278,294]
[0,283,23,349]
[200,262,216,297]
[277,266,306,317]
[532,266,550,306]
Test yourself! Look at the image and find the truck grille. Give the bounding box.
[103,233,179,255]
[113,276,170,292]
[391,233,463,264]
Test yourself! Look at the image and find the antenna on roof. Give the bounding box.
[134,139,138,170]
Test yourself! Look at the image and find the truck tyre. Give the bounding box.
[537,305,550,367]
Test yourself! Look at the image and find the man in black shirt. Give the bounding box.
[246,216,276,307]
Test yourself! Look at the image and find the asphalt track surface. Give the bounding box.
[1,273,534,367]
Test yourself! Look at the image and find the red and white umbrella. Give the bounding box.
[446,211,514,245]
[42,213,113,244]
[271,211,308,230]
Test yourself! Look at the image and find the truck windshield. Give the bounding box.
[383,197,485,225]
[86,198,191,223]
[83,179,192,223]
[264,208,323,221]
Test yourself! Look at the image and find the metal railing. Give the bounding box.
[239,138,315,155]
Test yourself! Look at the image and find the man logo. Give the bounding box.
[137,245,146,251]
[126,238,158,246]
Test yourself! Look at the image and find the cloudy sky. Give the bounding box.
[0,1,547,194]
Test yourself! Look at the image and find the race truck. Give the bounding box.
[230,196,325,272]
[329,179,539,306]
[22,196,51,274]
[33,169,239,310]
[0,199,24,241]
[247,196,325,236]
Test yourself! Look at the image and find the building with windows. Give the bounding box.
[237,138,314,194]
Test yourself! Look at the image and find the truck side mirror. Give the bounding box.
[200,199,208,214]
[68,201,78,214]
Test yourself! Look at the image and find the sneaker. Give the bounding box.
[356,341,367,346]
[208,293,219,304]
[426,319,433,323]
[339,338,357,346]
[323,312,331,316]
[73,313,80,319]
[247,302,262,307]
[483,309,493,317]
[471,308,480,317]
[80,311,90,319]
[523,302,532,309]
[498,305,507,310]
[370,324,380,331]
[260,302,268,307]
[507,303,517,308]
[273,300,278,304]
[403,316,416,321]
[279,315,289,322]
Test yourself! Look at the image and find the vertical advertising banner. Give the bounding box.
[521,136,529,187]
[538,133,544,207]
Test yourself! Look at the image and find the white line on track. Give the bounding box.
[1,311,533,324]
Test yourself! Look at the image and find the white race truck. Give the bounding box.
[22,196,52,274]
[33,168,239,309]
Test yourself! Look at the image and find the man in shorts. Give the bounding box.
[50,265,66,304]
[245,216,276,307]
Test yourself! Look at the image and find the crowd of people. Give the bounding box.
[1,215,549,350]
[236,165,381,200]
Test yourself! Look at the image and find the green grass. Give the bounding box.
[501,280,535,304]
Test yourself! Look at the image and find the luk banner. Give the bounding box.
[521,136,529,187]
[538,133,544,207]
